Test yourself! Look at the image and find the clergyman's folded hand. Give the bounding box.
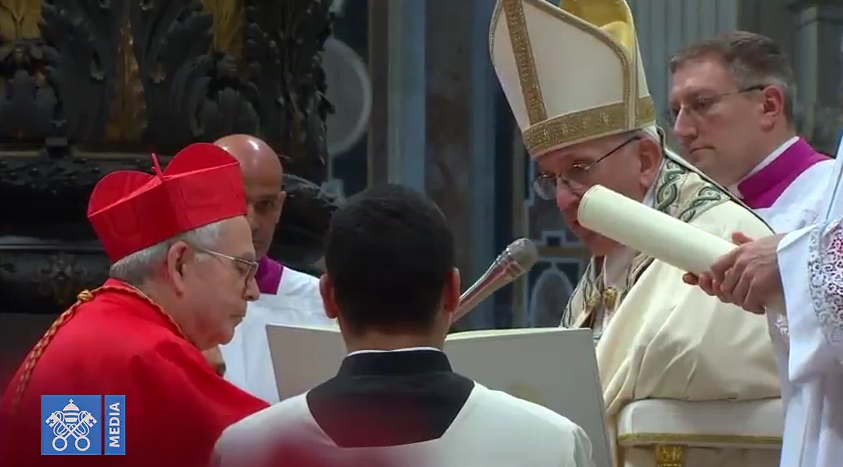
[683,232,785,314]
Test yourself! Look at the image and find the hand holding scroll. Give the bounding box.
[683,232,786,314]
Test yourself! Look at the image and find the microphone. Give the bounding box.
[453,238,539,322]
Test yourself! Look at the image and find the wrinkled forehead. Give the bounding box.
[535,135,618,172]
[217,217,258,259]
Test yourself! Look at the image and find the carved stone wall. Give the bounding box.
[0,0,338,315]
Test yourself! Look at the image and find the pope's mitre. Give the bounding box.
[489,0,656,158]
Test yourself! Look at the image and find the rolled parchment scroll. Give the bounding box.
[577,185,735,275]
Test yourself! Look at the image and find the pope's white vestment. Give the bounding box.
[561,158,781,467]
[487,0,782,465]
[221,258,336,403]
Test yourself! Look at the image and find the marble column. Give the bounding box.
[791,0,843,152]
[367,0,500,329]
[467,0,499,328]
[425,0,498,330]
[388,2,427,190]
[366,0,389,186]
[367,0,427,189]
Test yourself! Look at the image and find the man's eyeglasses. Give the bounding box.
[532,135,641,201]
[668,84,766,126]
[191,245,259,293]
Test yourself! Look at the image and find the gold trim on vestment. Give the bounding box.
[500,0,547,124]
[618,433,782,467]
[522,97,655,157]
[617,432,783,447]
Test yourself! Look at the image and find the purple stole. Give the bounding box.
[737,138,829,209]
[255,256,284,294]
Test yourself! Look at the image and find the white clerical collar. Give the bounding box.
[729,136,799,197]
[347,347,442,357]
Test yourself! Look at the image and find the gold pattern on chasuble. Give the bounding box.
[655,161,731,223]
[654,445,686,467]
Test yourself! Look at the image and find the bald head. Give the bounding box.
[215,134,284,181]
[214,134,287,259]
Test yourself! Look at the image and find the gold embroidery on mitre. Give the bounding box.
[501,0,547,124]
[489,0,656,158]
[522,97,654,156]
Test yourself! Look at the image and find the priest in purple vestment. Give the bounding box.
[689,138,843,467]
[671,29,831,368]
[669,31,832,232]
[214,134,335,403]
[673,32,839,467]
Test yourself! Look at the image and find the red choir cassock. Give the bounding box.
[0,144,270,467]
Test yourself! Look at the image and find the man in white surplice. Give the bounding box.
[214,134,336,403]
[692,137,843,467]
[670,32,834,443]
[213,184,596,467]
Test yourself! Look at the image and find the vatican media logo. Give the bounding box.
[41,395,125,456]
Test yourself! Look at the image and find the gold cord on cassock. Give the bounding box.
[11,285,187,412]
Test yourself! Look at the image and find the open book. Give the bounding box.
[266,325,612,467]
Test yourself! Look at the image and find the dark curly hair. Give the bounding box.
[324,183,455,334]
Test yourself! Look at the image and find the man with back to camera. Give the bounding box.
[212,183,596,467]
[669,33,834,455]
[0,143,269,467]
[214,134,335,403]
[490,0,780,465]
